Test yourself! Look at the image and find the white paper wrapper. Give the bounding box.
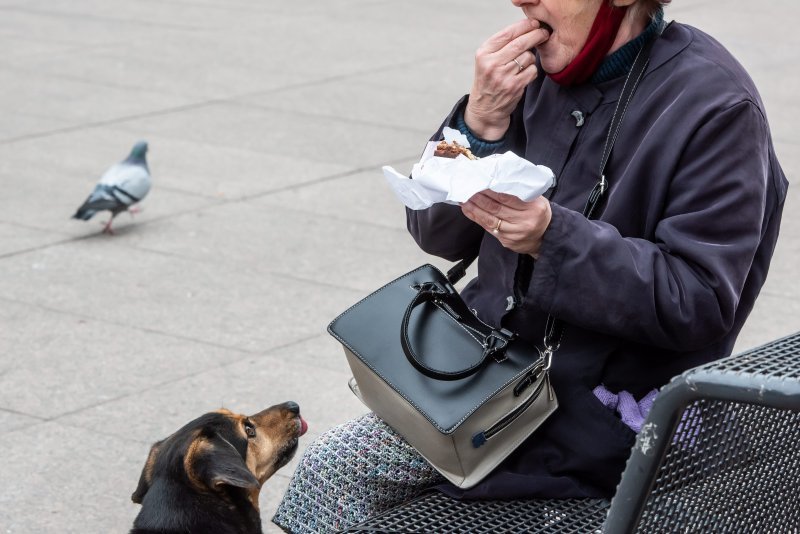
[383,127,555,210]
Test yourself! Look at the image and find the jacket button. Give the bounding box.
[571,110,585,127]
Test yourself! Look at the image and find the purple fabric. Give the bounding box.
[592,385,619,410]
[673,405,703,448]
[593,385,658,433]
[638,389,659,415]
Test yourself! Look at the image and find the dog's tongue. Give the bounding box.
[299,416,308,436]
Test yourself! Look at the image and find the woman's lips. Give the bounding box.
[538,21,553,34]
[533,20,552,50]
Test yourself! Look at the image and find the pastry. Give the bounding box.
[434,140,478,160]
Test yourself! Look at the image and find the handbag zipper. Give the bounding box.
[471,372,550,448]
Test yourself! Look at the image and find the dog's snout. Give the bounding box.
[283,401,300,415]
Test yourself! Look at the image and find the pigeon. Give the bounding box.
[72,141,151,234]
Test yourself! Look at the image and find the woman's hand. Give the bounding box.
[461,190,552,258]
[465,19,550,141]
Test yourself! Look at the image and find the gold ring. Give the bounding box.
[512,58,525,73]
[492,218,503,234]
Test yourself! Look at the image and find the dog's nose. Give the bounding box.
[283,401,300,415]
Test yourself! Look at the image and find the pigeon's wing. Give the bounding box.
[99,163,151,204]
[72,184,125,220]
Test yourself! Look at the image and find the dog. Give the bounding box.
[130,402,308,534]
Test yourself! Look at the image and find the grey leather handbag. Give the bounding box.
[328,263,556,488]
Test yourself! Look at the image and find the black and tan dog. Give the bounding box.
[130,402,307,534]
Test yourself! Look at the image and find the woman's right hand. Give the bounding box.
[465,19,550,141]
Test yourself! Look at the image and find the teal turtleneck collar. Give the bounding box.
[591,8,664,84]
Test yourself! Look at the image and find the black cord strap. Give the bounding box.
[546,28,663,359]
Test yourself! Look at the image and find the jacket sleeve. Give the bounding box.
[528,100,770,351]
[407,95,528,261]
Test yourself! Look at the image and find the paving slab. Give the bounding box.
[0,151,218,238]
[0,222,68,258]
[0,6,149,47]
[736,293,800,353]
[253,162,418,229]
[56,348,365,447]
[113,133,354,201]
[110,101,429,169]
[0,30,305,103]
[348,56,475,100]
[0,299,255,419]
[0,65,195,126]
[0,111,75,143]
[0,409,43,436]
[0,422,142,534]
[0,1,513,104]
[1,123,355,202]
[114,193,440,294]
[236,78,459,136]
[0,241,363,353]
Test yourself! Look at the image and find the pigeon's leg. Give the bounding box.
[128,204,143,217]
[101,216,116,235]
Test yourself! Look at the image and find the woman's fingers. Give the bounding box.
[469,190,531,214]
[462,193,517,233]
[461,198,500,233]
[461,193,552,258]
[479,190,529,208]
[480,18,541,55]
[466,21,548,140]
[480,19,549,58]
[505,50,537,75]
[466,191,504,217]
[494,25,550,64]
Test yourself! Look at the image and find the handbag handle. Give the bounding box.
[400,282,517,381]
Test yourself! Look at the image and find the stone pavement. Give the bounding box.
[0,1,796,532]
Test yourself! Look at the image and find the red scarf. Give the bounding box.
[548,3,628,86]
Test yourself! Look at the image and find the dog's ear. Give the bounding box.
[193,435,260,492]
[132,440,163,504]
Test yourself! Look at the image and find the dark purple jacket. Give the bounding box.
[407,23,788,499]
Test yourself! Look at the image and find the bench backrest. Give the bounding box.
[604,332,800,533]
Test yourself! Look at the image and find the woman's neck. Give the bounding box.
[609,8,650,55]
[591,8,663,84]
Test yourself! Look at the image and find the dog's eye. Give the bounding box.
[243,421,256,438]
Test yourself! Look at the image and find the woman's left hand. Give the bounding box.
[461,190,552,258]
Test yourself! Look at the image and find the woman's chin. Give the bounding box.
[535,44,568,75]
[539,57,568,77]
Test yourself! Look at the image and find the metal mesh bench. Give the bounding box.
[342,332,800,533]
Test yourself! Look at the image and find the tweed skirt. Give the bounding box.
[272,413,445,533]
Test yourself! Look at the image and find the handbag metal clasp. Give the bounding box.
[412,281,453,297]
[484,329,515,363]
[541,343,557,372]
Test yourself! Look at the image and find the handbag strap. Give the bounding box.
[446,249,478,285]
[543,27,663,361]
[446,27,664,365]
[401,281,517,381]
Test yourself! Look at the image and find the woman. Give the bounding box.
[274,0,787,531]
